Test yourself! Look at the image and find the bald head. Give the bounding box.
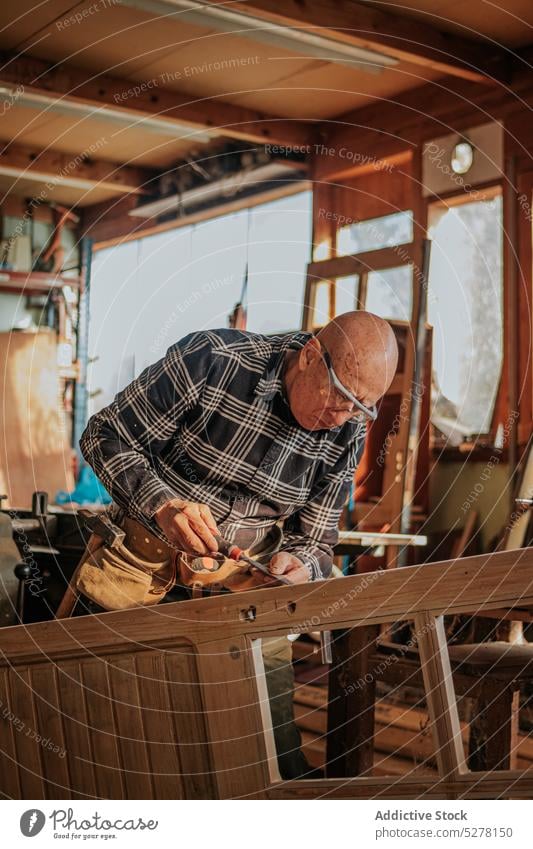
[284,310,399,431]
[317,311,399,404]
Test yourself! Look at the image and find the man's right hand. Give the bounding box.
[154,498,219,555]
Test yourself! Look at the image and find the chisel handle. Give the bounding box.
[213,535,291,585]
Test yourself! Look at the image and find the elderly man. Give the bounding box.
[80,310,398,778]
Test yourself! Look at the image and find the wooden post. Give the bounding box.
[413,612,467,779]
[326,625,379,777]
[468,682,520,771]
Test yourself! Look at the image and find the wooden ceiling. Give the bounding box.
[0,0,531,209]
[364,0,533,47]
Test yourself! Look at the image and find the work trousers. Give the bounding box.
[261,636,311,780]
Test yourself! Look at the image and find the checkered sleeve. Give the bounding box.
[79,332,211,523]
[281,425,366,580]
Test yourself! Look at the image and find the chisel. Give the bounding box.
[214,535,292,586]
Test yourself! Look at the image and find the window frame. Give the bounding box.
[302,242,415,332]
[424,182,506,456]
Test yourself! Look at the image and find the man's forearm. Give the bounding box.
[79,406,176,521]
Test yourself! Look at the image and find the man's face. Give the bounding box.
[287,340,376,431]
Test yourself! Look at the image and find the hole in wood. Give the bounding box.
[287,602,297,615]
[240,605,256,622]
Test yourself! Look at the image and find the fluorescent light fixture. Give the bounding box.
[0,164,109,191]
[123,0,398,73]
[2,87,213,142]
[129,161,304,218]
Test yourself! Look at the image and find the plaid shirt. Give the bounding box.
[80,329,366,580]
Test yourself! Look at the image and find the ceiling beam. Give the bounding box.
[0,51,312,147]
[0,141,155,195]
[212,0,511,85]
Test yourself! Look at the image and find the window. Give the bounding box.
[89,191,312,414]
[366,266,412,322]
[337,210,413,255]
[335,275,359,316]
[427,192,503,437]
[304,210,414,330]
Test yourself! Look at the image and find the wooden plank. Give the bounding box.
[7,667,46,798]
[307,244,414,282]
[81,659,125,799]
[0,142,153,195]
[337,530,427,547]
[397,237,431,551]
[195,636,270,799]
[1,549,533,662]
[0,332,74,508]
[0,667,22,798]
[267,770,533,799]
[452,510,478,558]
[413,612,467,779]
[108,655,154,799]
[135,651,185,799]
[56,661,98,799]
[0,51,312,147]
[250,638,281,783]
[228,0,509,83]
[30,666,71,799]
[164,648,217,799]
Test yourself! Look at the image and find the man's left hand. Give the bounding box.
[266,552,310,584]
[228,552,311,591]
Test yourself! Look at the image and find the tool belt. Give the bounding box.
[76,512,282,611]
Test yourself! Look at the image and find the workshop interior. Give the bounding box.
[1,0,533,805]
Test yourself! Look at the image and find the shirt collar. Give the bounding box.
[254,332,312,403]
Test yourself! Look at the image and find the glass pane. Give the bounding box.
[337,211,413,255]
[247,191,312,333]
[313,281,331,327]
[335,274,359,315]
[365,265,412,321]
[427,194,503,435]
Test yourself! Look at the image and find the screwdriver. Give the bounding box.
[214,535,292,586]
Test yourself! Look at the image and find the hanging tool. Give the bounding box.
[228,208,250,330]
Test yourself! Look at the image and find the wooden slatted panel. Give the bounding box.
[81,658,125,799]
[30,666,71,799]
[135,652,185,800]
[165,648,216,799]
[7,666,46,797]
[108,655,154,799]
[195,637,270,799]
[56,661,98,799]
[0,667,22,798]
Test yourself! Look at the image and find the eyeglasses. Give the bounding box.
[319,342,378,422]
